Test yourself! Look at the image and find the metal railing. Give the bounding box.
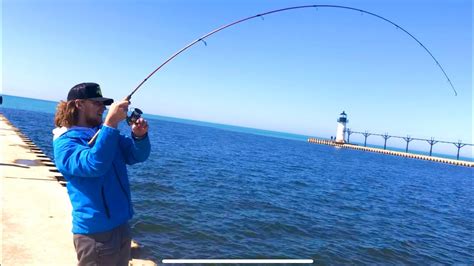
[345,128,473,160]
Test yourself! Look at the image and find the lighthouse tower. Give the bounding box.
[335,111,348,143]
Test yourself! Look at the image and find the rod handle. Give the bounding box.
[88,130,100,146]
[89,95,132,147]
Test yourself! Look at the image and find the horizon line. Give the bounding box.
[1,93,472,160]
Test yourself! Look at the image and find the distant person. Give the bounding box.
[52,82,151,265]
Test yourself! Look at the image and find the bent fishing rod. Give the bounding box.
[89,4,457,145]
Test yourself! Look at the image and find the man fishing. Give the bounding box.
[53,82,151,265]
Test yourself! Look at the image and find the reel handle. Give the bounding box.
[126,108,143,126]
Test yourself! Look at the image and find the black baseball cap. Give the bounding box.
[67,82,114,105]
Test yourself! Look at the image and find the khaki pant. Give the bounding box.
[73,223,131,266]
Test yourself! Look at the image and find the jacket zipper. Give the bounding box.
[101,186,111,219]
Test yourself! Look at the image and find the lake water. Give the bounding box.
[1,95,472,264]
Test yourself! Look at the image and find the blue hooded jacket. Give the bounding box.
[53,125,151,234]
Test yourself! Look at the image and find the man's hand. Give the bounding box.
[132,117,149,138]
[104,100,129,128]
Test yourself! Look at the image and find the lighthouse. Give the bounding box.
[335,111,348,143]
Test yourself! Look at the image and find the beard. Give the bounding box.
[85,114,103,127]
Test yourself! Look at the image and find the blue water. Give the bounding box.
[2,95,471,161]
[1,95,473,264]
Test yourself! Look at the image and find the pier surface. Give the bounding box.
[308,138,473,167]
[0,114,76,265]
[0,114,156,265]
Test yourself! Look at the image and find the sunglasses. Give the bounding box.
[84,100,105,107]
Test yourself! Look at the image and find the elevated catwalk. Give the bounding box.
[308,137,473,168]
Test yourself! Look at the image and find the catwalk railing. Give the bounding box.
[345,129,473,160]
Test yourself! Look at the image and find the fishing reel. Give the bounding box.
[126,108,143,126]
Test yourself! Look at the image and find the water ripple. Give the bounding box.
[2,107,473,264]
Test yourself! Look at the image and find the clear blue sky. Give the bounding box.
[2,0,472,156]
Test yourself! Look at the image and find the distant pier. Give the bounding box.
[308,138,474,167]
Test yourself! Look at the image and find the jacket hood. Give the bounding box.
[52,126,99,141]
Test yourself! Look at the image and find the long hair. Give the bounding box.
[54,100,79,128]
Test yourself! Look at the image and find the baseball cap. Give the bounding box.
[67,82,114,105]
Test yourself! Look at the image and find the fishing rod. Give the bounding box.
[128,4,457,99]
[89,4,457,145]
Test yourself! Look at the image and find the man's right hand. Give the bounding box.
[104,100,130,128]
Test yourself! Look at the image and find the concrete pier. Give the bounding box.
[0,114,156,265]
[308,137,474,167]
[1,114,76,265]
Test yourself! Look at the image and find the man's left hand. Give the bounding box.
[132,118,149,138]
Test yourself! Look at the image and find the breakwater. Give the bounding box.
[308,138,473,167]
